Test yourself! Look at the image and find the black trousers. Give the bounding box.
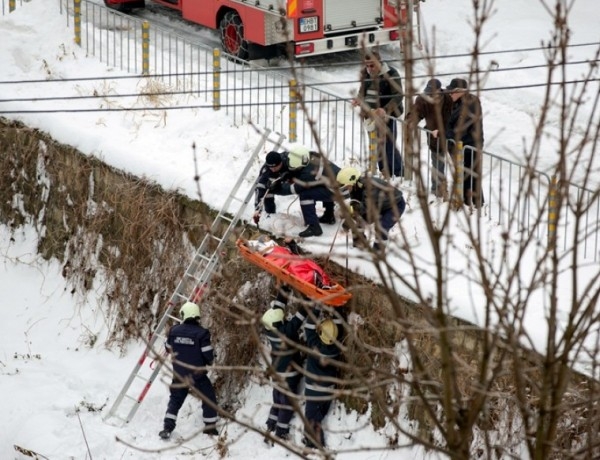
[266,374,301,436]
[163,374,218,431]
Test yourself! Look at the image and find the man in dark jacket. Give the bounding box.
[405,78,454,198]
[446,78,485,207]
[352,50,404,178]
[253,151,291,225]
[336,166,406,251]
[261,287,306,441]
[302,307,344,449]
[273,145,341,238]
[159,302,219,439]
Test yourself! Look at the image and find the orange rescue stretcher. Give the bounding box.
[236,239,351,307]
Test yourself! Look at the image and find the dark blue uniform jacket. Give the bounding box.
[255,161,291,210]
[279,152,341,196]
[349,175,404,220]
[265,310,305,379]
[166,322,214,378]
[304,313,342,395]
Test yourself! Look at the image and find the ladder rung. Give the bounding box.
[110,413,128,423]
[155,332,168,341]
[192,253,211,263]
[183,273,204,284]
[218,214,234,223]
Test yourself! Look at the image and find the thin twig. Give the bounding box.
[76,410,93,460]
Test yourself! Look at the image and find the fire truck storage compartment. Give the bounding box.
[324,0,382,33]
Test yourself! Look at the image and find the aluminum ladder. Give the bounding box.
[104,128,285,426]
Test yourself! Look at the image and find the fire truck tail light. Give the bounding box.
[389,30,400,41]
[295,43,315,55]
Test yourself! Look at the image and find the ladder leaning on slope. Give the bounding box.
[103,128,285,427]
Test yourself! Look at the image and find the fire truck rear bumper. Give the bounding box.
[293,28,398,58]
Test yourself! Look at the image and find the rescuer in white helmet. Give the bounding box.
[301,306,344,449]
[159,301,219,440]
[260,287,306,442]
[336,166,406,251]
[270,144,341,238]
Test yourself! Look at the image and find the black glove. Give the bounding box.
[269,180,282,194]
[350,200,364,217]
[252,211,261,225]
[284,239,301,255]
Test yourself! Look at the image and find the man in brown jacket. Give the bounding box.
[352,50,404,179]
[406,78,453,198]
[446,78,485,207]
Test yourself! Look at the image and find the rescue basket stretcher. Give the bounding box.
[236,239,351,307]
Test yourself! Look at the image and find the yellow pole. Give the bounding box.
[141,21,150,76]
[9,0,15,13]
[212,48,221,111]
[452,141,464,208]
[73,0,81,46]
[288,79,298,143]
[368,126,378,174]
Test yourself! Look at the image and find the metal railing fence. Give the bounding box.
[60,0,371,165]
[415,133,600,262]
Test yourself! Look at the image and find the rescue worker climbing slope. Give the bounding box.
[302,307,344,449]
[261,287,306,441]
[159,302,219,439]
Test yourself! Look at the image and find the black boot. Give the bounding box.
[275,428,290,441]
[299,224,323,238]
[318,212,335,225]
[159,428,173,440]
[203,425,219,436]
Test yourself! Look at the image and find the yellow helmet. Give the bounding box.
[317,319,339,345]
[180,302,200,321]
[261,308,285,331]
[336,167,361,186]
[286,144,311,170]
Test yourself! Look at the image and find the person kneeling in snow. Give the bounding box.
[336,167,406,251]
[159,302,219,439]
[261,287,306,442]
[270,144,341,238]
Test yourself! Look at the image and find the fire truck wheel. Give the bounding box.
[103,0,145,13]
[219,11,249,60]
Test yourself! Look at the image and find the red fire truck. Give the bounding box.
[104,0,421,60]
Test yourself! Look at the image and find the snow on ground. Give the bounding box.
[1,0,598,458]
[0,227,436,458]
